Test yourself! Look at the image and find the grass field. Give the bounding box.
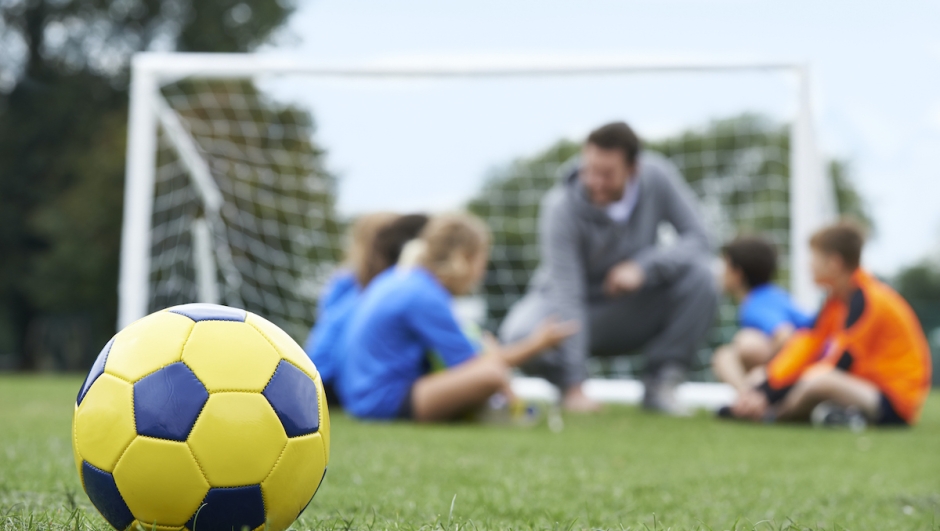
[1,376,938,531]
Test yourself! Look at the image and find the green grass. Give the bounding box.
[1,376,938,531]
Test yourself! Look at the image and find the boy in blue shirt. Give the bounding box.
[341,213,577,422]
[712,236,814,393]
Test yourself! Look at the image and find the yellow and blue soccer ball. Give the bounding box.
[71,303,330,531]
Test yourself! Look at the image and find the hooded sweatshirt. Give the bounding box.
[528,151,712,386]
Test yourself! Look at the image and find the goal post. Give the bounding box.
[119,52,835,339]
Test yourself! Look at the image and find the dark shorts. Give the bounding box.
[396,385,416,420]
[875,393,908,426]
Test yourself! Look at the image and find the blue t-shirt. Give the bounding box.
[340,267,477,419]
[304,271,360,387]
[738,284,814,336]
[316,270,358,319]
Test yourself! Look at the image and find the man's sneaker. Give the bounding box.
[810,401,867,431]
[642,363,690,416]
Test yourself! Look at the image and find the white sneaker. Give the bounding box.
[473,393,549,427]
[642,363,691,417]
[811,401,867,432]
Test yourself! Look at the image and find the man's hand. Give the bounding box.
[481,319,579,369]
[480,332,502,357]
[731,388,769,421]
[604,261,646,296]
[530,316,580,351]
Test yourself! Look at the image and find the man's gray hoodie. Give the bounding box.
[527,151,712,386]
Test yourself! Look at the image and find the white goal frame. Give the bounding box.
[118,52,834,330]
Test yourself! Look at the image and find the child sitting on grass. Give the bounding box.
[730,221,932,426]
[712,236,814,394]
[340,212,578,422]
[304,212,396,404]
[305,213,428,406]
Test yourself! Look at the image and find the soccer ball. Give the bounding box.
[72,303,330,531]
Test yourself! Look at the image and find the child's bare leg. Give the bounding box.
[711,344,749,393]
[409,317,577,422]
[734,329,774,370]
[776,368,880,422]
[744,366,767,388]
[712,330,774,393]
[411,356,510,422]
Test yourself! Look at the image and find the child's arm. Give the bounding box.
[732,307,836,421]
[764,330,827,393]
[770,323,796,354]
[484,317,579,368]
[731,333,822,421]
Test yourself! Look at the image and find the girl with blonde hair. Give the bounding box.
[340,212,578,422]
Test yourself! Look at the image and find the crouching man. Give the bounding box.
[500,121,718,414]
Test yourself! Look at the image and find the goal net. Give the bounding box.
[120,54,836,368]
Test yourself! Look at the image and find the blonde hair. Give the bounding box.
[414,213,491,292]
[346,212,397,285]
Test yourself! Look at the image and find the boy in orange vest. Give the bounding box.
[731,221,932,426]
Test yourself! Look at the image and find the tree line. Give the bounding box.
[0,0,298,370]
[2,3,937,377]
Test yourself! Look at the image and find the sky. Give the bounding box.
[258,0,940,276]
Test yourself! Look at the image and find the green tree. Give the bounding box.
[896,262,940,301]
[0,0,297,370]
[895,261,940,385]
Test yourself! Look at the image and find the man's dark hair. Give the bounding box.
[721,236,778,289]
[586,121,642,166]
[362,214,430,285]
[809,220,865,271]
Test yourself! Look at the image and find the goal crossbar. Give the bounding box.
[134,52,804,80]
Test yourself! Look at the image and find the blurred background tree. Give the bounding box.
[0,0,296,370]
[894,259,940,384]
[896,261,940,301]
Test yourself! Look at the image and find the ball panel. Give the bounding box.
[112,437,210,527]
[259,434,327,531]
[72,404,83,482]
[81,461,135,531]
[244,313,319,381]
[77,337,115,406]
[187,393,287,487]
[74,374,137,472]
[187,485,265,531]
[315,376,330,464]
[134,362,208,441]
[167,303,247,323]
[299,466,327,519]
[181,322,280,392]
[262,360,319,437]
[106,312,194,383]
